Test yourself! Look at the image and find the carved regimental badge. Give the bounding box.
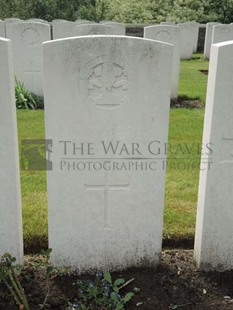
[81,56,130,109]
[22,28,40,46]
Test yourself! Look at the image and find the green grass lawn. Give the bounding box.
[179,54,208,102]
[17,55,209,252]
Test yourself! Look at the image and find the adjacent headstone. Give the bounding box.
[0,38,23,262]
[190,21,199,53]
[204,22,221,60]
[4,18,21,23]
[212,24,233,45]
[27,19,49,24]
[4,18,22,37]
[76,20,94,24]
[194,40,233,271]
[160,22,176,25]
[75,24,115,36]
[7,22,51,96]
[144,25,180,98]
[52,19,67,25]
[52,21,78,39]
[100,21,126,35]
[0,20,5,37]
[43,36,173,271]
[178,22,193,59]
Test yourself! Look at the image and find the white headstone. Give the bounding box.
[0,20,5,37]
[76,20,94,24]
[27,19,49,24]
[7,22,51,96]
[0,38,23,262]
[43,36,173,271]
[178,22,193,59]
[212,24,233,45]
[144,25,180,99]
[204,22,221,60]
[190,21,199,53]
[194,40,233,271]
[4,18,21,23]
[160,22,176,25]
[52,21,79,39]
[75,24,115,36]
[100,21,126,35]
[4,18,22,37]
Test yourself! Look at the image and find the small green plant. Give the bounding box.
[15,78,38,110]
[0,253,30,310]
[68,271,134,310]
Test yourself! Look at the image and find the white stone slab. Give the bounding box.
[160,22,176,25]
[5,18,22,37]
[76,20,94,24]
[7,22,51,96]
[4,18,21,23]
[144,25,180,99]
[27,19,49,24]
[43,36,173,271]
[177,22,193,59]
[0,20,5,37]
[75,24,115,36]
[190,21,199,53]
[194,40,233,271]
[100,21,126,35]
[212,24,233,45]
[0,38,23,262]
[52,21,79,39]
[204,22,221,60]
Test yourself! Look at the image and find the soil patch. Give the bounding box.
[1,250,233,310]
[199,70,209,75]
[170,98,204,109]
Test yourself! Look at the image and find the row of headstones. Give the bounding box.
[1,33,233,272]
[0,18,199,99]
[204,22,233,59]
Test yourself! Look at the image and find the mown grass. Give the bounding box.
[178,54,208,102]
[164,108,204,241]
[17,55,209,251]
[17,111,48,251]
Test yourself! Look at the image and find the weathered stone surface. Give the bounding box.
[0,38,23,262]
[100,21,126,35]
[212,24,233,45]
[7,21,51,95]
[43,36,173,271]
[144,25,180,98]
[204,22,221,60]
[75,24,115,36]
[53,21,80,39]
[0,20,5,37]
[194,40,233,271]
[177,22,193,59]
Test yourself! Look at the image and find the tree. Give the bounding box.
[103,0,171,23]
[167,0,206,23]
[204,0,233,23]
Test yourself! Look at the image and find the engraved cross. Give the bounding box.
[84,176,129,229]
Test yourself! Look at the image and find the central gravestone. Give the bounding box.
[43,36,173,271]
